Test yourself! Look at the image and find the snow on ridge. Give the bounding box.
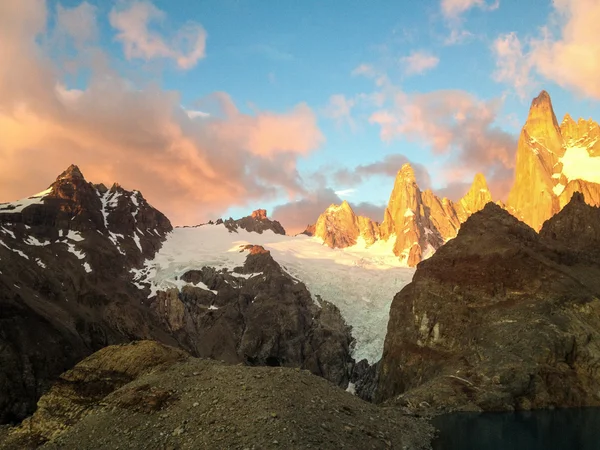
[560,145,600,185]
[66,230,84,242]
[1,227,16,239]
[26,235,50,246]
[132,224,415,363]
[0,187,53,214]
[0,240,29,259]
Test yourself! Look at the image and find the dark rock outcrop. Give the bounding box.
[0,166,174,424]
[150,245,355,387]
[222,209,286,235]
[0,341,433,450]
[0,168,356,425]
[377,193,600,413]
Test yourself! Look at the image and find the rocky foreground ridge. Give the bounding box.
[310,90,600,267]
[0,167,354,424]
[377,192,600,413]
[0,341,433,450]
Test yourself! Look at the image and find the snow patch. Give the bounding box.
[0,240,29,259]
[65,242,85,260]
[26,236,50,246]
[133,233,143,252]
[0,187,53,214]
[560,146,600,184]
[404,208,415,217]
[66,230,84,242]
[553,183,566,196]
[1,227,16,239]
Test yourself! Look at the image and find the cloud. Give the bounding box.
[271,188,385,235]
[109,1,206,69]
[493,0,600,100]
[56,2,98,45]
[368,89,517,200]
[332,154,432,190]
[322,94,355,129]
[492,32,533,99]
[0,0,324,226]
[400,51,440,76]
[441,0,499,19]
[272,188,341,235]
[441,0,500,45]
[334,188,355,197]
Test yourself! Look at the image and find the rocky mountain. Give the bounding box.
[311,164,492,266]
[310,200,379,248]
[377,192,600,413]
[219,208,286,235]
[0,341,433,450]
[506,90,600,230]
[307,90,600,266]
[0,166,354,424]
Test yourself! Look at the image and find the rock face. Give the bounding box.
[308,91,600,266]
[311,164,492,267]
[507,90,600,230]
[0,341,433,450]
[0,165,174,424]
[150,245,354,387]
[0,167,352,425]
[222,209,286,235]
[377,193,600,413]
[313,200,380,248]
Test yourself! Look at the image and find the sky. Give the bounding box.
[1,0,599,233]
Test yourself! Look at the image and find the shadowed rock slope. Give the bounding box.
[0,167,354,425]
[0,341,433,450]
[377,192,600,413]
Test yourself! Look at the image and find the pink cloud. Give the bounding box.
[109,1,206,69]
[322,94,356,129]
[0,0,323,226]
[441,0,500,45]
[493,0,600,100]
[441,0,499,19]
[368,88,517,200]
[492,32,533,99]
[400,51,440,76]
[56,2,97,45]
[271,188,385,235]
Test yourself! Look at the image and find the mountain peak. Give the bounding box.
[562,113,575,125]
[459,173,492,215]
[472,173,489,191]
[530,90,552,109]
[251,209,268,220]
[56,164,85,182]
[525,90,560,132]
[398,163,416,181]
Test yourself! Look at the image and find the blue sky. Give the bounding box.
[3,0,600,231]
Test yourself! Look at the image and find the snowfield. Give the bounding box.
[133,224,416,363]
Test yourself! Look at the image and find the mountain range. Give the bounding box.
[308,91,600,266]
[2,90,600,448]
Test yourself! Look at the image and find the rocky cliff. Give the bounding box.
[0,167,353,424]
[507,91,600,230]
[0,165,174,423]
[312,200,379,248]
[311,164,492,267]
[377,193,600,413]
[149,244,354,387]
[220,209,286,235]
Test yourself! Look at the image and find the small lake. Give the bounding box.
[431,408,600,450]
